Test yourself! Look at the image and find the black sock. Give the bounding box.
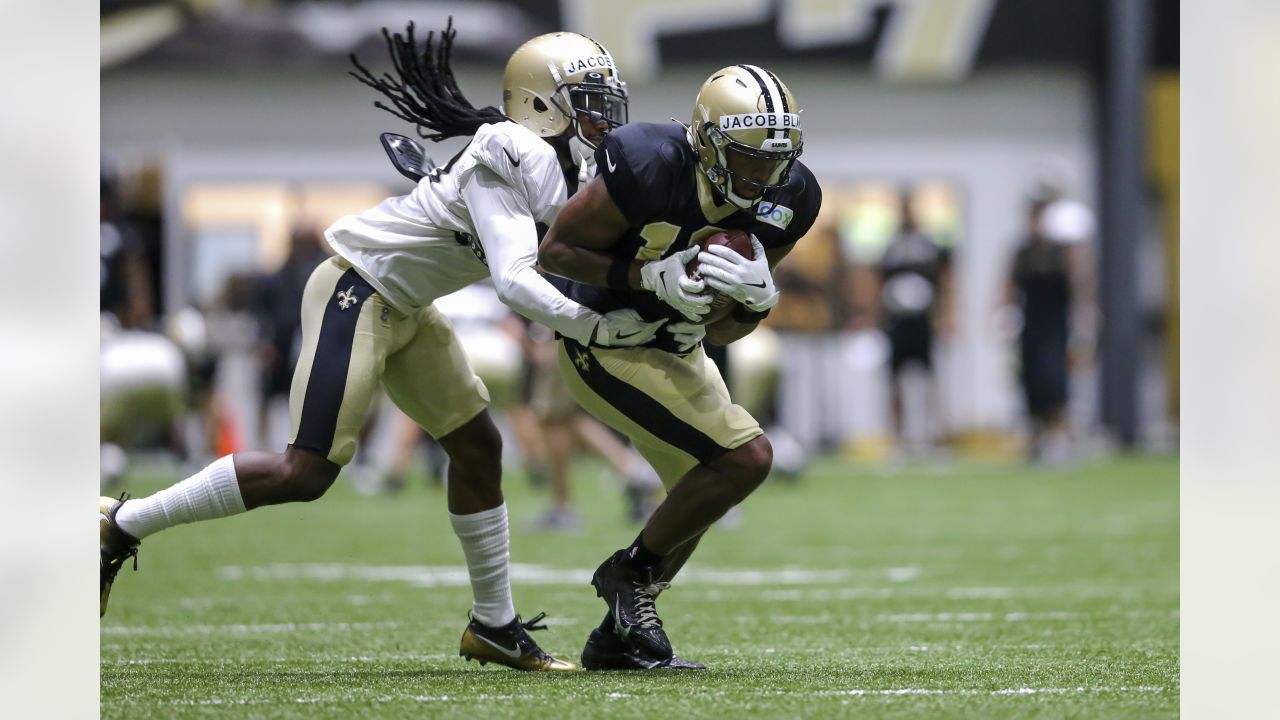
[626,531,664,568]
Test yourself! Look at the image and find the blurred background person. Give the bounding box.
[100,170,156,332]
[766,223,858,458]
[100,168,181,488]
[877,188,953,457]
[1005,183,1098,464]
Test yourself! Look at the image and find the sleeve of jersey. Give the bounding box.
[467,125,525,189]
[784,169,825,243]
[594,131,672,225]
[461,165,601,345]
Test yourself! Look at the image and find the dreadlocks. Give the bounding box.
[349,19,508,142]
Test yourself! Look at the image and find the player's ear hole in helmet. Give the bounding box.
[502,32,628,149]
[687,65,803,210]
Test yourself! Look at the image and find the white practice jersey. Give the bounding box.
[325,122,568,314]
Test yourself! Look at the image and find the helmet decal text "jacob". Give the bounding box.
[562,55,615,76]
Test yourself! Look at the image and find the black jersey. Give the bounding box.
[552,122,822,352]
[1012,238,1071,343]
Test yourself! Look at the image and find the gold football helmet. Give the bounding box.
[689,65,803,209]
[502,32,628,148]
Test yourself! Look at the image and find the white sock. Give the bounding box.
[449,503,516,628]
[115,456,246,540]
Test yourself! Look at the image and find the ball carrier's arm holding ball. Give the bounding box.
[537,65,822,670]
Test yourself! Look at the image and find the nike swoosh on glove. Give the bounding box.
[666,321,707,353]
[593,309,668,347]
[639,246,713,322]
[696,235,779,312]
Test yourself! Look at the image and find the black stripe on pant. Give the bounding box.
[562,338,728,464]
[292,268,377,459]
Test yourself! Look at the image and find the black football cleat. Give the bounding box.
[99,494,140,618]
[581,621,705,671]
[459,612,578,671]
[590,549,673,659]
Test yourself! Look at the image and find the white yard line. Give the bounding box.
[877,611,1080,623]
[101,621,398,636]
[103,685,1172,708]
[876,609,1179,623]
[215,563,918,587]
[807,686,1171,697]
[100,652,458,665]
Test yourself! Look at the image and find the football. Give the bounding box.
[686,230,754,324]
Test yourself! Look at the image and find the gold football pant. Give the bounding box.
[288,257,490,465]
[556,337,762,488]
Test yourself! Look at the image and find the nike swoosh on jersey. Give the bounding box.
[502,147,521,167]
[605,149,617,173]
[615,328,645,340]
[475,633,523,659]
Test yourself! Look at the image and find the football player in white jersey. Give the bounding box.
[99,22,660,671]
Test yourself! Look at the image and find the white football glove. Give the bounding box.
[696,235,779,312]
[667,321,707,353]
[639,245,713,322]
[592,308,667,347]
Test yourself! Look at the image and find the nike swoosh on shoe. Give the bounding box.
[475,633,523,659]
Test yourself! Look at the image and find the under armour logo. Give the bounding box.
[573,348,591,372]
[336,286,358,310]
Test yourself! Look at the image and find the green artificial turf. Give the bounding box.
[100,454,1178,718]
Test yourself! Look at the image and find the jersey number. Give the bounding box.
[637,222,726,261]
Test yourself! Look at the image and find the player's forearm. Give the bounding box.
[704,315,757,346]
[538,235,641,290]
[495,264,600,345]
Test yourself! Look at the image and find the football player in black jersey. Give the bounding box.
[539,65,822,669]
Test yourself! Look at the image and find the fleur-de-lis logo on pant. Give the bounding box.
[573,347,591,372]
[336,286,358,310]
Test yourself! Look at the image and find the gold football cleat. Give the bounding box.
[459,612,578,671]
[100,494,140,618]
